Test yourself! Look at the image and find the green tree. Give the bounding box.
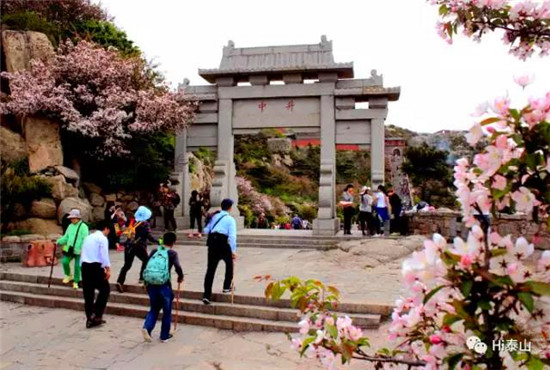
[402,143,454,207]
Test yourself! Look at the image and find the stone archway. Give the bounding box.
[175,37,400,235]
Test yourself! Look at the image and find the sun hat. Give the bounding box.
[361,186,369,194]
[134,206,152,222]
[67,209,82,219]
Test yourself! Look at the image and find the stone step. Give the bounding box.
[0,272,392,316]
[0,290,298,333]
[0,280,380,328]
[173,242,337,250]
[179,237,338,245]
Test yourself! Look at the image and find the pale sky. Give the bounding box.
[97,0,549,133]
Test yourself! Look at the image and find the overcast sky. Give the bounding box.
[97,0,549,133]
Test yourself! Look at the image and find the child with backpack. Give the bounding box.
[142,232,184,343]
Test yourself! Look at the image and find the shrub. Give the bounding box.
[1,11,60,46]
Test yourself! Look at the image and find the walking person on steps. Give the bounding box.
[116,206,156,293]
[57,209,89,289]
[188,190,204,238]
[142,232,184,343]
[202,199,237,305]
[80,220,111,329]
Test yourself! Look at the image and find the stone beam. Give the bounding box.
[335,108,388,120]
[218,83,335,100]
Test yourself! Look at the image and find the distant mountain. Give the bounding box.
[386,125,473,164]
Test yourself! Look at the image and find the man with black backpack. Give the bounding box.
[202,198,237,305]
[142,232,183,343]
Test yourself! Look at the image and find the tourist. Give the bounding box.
[253,213,269,229]
[202,198,237,305]
[162,186,180,231]
[61,207,78,233]
[80,220,111,329]
[302,219,310,230]
[188,190,204,237]
[340,184,355,235]
[388,188,403,235]
[358,186,373,236]
[116,206,156,293]
[57,209,89,289]
[291,214,302,230]
[373,185,391,237]
[142,232,184,343]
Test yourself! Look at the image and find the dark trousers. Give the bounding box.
[164,209,177,231]
[143,283,173,340]
[117,244,148,285]
[190,212,202,233]
[358,211,374,235]
[203,243,233,300]
[81,262,110,320]
[343,207,355,234]
[390,214,401,234]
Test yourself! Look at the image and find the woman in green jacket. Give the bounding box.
[57,209,89,289]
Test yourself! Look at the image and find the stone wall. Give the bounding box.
[408,211,550,249]
[0,235,61,263]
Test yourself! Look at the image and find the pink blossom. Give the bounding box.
[492,175,507,191]
[347,325,364,341]
[466,123,484,146]
[429,334,444,345]
[290,338,302,350]
[511,187,538,213]
[298,319,310,334]
[514,75,534,89]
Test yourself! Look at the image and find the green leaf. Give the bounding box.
[490,248,508,257]
[439,5,449,15]
[326,324,338,339]
[424,285,446,304]
[527,356,545,370]
[480,117,502,126]
[518,292,535,313]
[526,281,550,296]
[477,300,491,310]
[299,336,315,356]
[461,280,473,297]
[446,353,464,370]
[443,314,462,326]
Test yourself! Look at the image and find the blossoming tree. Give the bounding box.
[0,40,196,157]
[264,1,550,368]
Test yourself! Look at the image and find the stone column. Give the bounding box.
[313,94,339,235]
[370,118,385,189]
[173,130,188,228]
[210,99,244,228]
[369,98,388,189]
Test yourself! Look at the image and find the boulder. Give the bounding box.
[47,233,62,241]
[90,193,105,207]
[41,175,79,201]
[54,166,80,186]
[29,198,57,219]
[104,193,117,202]
[15,218,62,236]
[127,201,139,212]
[20,234,46,243]
[23,116,63,173]
[267,138,292,154]
[1,236,21,243]
[0,127,27,163]
[1,30,54,73]
[121,194,135,202]
[92,206,105,222]
[57,197,92,223]
[82,182,102,195]
[13,202,27,219]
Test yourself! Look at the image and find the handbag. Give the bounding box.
[206,214,228,248]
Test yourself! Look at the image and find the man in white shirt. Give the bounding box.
[80,221,111,328]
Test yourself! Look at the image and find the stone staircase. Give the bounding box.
[0,272,390,332]
[154,233,345,251]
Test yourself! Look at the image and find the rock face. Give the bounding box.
[189,153,213,193]
[92,207,105,223]
[29,198,57,219]
[89,193,105,207]
[0,127,27,163]
[1,30,54,73]
[23,116,63,173]
[57,197,92,223]
[55,166,80,186]
[82,182,102,195]
[267,138,292,154]
[15,218,62,236]
[41,175,78,201]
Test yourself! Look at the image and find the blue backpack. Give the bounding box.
[143,246,170,285]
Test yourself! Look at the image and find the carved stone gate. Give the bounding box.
[174,36,400,235]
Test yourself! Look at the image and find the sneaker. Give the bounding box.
[222,288,234,293]
[202,298,211,305]
[160,334,173,343]
[138,280,144,286]
[116,283,124,293]
[187,233,194,238]
[72,282,79,290]
[142,328,152,343]
[62,275,73,284]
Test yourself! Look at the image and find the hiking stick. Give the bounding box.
[174,281,181,331]
[48,243,57,288]
[231,258,235,305]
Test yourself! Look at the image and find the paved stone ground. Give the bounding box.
[0,302,393,370]
[1,236,426,305]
